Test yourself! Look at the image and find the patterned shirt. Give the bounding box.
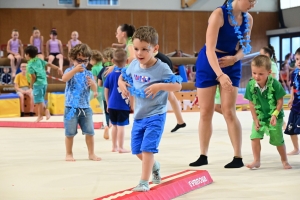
[27,58,47,86]
[64,67,94,108]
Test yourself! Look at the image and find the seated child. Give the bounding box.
[104,48,130,153]
[1,67,12,85]
[14,63,34,117]
[244,55,291,169]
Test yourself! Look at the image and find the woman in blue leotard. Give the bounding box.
[189,0,256,168]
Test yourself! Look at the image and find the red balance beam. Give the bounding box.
[95,170,213,200]
[0,121,102,129]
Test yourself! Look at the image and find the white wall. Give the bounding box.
[0,0,278,12]
[282,7,300,27]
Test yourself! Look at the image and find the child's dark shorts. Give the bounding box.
[108,108,130,126]
[285,110,300,135]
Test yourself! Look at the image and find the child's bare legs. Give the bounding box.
[8,54,16,77]
[18,92,25,112]
[214,104,222,114]
[117,125,130,153]
[15,55,22,76]
[277,144,292,169]
[168,92,186,132]
[111,125,118,152]
[287,135,300,155]
[36,102,50,122]
[246,139,261,169]
[65,136,75,161]
[85,135,101,161]
[56,54,64,71]
[47,55,55,73]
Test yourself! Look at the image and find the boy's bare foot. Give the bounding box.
[112,148,118,152]
[45,109,51,120]
[89,154,101,161]
[36,116,43,122]
[246,161,260,169]
[282,161,292,169]
[66,154,76,161]
[287,149,300,155]
[103,126,109,140]
[118,148,131,153]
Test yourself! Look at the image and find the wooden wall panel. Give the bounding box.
[164,11,179,54]
[179,12,194,54]
[193,12,210,53]
[148,11,165,52]
[0,9,279,56]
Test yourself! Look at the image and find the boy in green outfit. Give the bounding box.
[25,46,63,122]
[244,55,291,170]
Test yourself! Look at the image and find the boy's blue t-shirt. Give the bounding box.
[64,66,94,108]
[104,70,130,111]
[126,58,174,119]
[290,71,300,113]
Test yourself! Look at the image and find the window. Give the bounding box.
[270,37,280,61]
[280,0,300,9]
[292,37,300,54]
[88,0,118,5]
[282,38,291,61]
[58,0,73,5]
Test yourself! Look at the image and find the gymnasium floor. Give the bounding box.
[0,111,299,200]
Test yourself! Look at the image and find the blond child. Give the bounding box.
[7,29,23,78]
[98,48,115,140]
[14,63,34,117]
[30,27,44,60]
[244,55,291,169]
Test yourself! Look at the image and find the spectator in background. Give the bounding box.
[1,67,12,85]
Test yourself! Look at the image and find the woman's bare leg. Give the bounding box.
[189,86,216,167]
[220,87,244,168]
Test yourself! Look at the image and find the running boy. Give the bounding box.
[285,47,300,155]
[104,48,131,153]
[25,46,63,122]
[244,55,291,169]
[118,26,182,191]
[61,43,100,162]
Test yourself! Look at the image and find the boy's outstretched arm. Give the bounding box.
[288,86,294,108]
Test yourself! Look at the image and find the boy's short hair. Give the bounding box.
[251,55,271,71]
[25,46,38,58]
[91,50,103,63]
[295,47,300,56]
[69,43,92,60]
[113,48,127,67]
[20,63,27,68]
[102,47,115,62]
[132,26,158,46]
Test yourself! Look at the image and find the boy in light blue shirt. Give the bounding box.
[119,26,182,192]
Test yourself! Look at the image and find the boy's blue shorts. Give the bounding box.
[64,107,94,137]
[131,113,166,155]
[33,84,47,104]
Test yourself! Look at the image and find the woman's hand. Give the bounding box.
[218,56,237,68]
[217,73,233,92]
